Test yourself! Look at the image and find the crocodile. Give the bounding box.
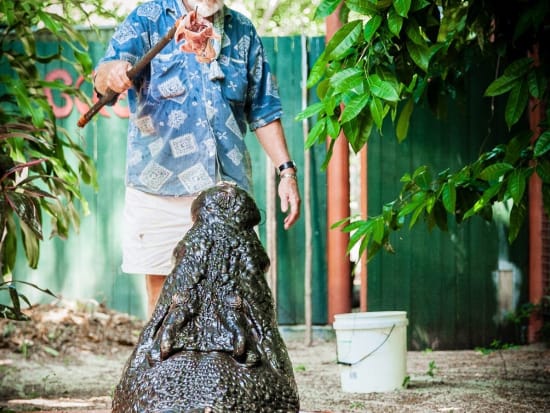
[112,182,300,413]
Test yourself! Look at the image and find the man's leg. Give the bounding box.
[146,274,166,317]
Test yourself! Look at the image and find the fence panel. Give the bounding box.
[366,65,529,349]
[11,32,328,323]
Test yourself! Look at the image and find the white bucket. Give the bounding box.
[333,311,408,393]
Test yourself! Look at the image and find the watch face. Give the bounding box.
[278,161,296,172]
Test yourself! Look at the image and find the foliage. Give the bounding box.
[299,0,550,260]
[225,0,324,36]
[426,359,438,377]
[0,0,117,319]
[475,339,518,354]
[0,280,56,320]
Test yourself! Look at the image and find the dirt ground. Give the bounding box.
[0,301,549,413]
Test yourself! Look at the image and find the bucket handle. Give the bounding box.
[337,324,395,366]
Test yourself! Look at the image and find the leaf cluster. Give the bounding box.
[225,0,325,36]
[301,0,550,259]
[0,0,116,318]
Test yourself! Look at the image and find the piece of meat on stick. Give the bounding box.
[175,10,220,63]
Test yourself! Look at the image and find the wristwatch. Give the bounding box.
[278,160,297,174]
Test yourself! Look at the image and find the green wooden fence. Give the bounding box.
[366,64,529,349]
[12,32,328,324]
[5,31,530,349]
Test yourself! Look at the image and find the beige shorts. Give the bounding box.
[121,187,195,276]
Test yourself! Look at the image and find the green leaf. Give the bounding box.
[326,20,363,60]
[405,19,425,45]
[314,0,343,19]
[484,58,533,97]
[503,58,533,78]
[330,68,364,92]
[534,130,550,157]
[307,50,328,88]
[316,79,330,100]
[20,220,40,269]
[504,131,532,164]
[73,49,93,74]
[507,169,527,204]
[508,203,527,242]
[479,163,514,181]
[394,0,412,17]
[6,193,42,239]
[430,201,448,231]
[1,1,16,25]
[484,75,519,97]
[327,115,340,138]
[537,160,550,183]
[369,97,385,129]
[400,173,413,184]
[387,8,404,36]
[356,235,369,258]
[396,98,414,142]
[331,216,352,229]
[367,74,400,101]
[1,216,17,276]
[340,93,370,123]
[413,165,431,189]
[364,15,383,42]
[505,78,528,129]
[462,183,502,220]
[36,10,63,33]
[406,40,430,72]
[398,191,426,218]
[346,0,382,15]
[347,220,374,253]
[339,218,365,232]
[0,280,57,298]
[372,216,385,243]
[527,68,542,99]
[305,117,327,149]
[348,115,374,153]
[295,102,325,121]
[411,0,431,11]
[409,198,427,228]
[367,241,385,261]
[8,285,21,317]
[323,93,340,116]
[441,181,456,213]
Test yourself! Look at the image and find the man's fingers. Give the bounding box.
[108,62,133,93]
[283,198,300,229]
[278,179,301,230]
[280,195,289,213]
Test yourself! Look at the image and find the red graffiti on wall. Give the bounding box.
[45,69,129,120]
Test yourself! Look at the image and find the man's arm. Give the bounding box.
[255,119,301,230]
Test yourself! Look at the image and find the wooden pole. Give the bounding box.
[266,166,278,307]
[302,35,313,346]
[326,3,352,323]
[528,44,544,343]
[359,145,368,312]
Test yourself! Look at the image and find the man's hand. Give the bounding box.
[94,60,133,95]
[278,176,301,230]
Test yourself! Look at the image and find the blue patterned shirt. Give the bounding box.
[98,0,282,195]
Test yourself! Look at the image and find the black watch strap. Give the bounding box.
[278,160,297,174]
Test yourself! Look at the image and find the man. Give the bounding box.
[94,0,301,316]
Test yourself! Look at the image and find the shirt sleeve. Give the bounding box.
[97,7,152,69]
[245,29,283,131]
